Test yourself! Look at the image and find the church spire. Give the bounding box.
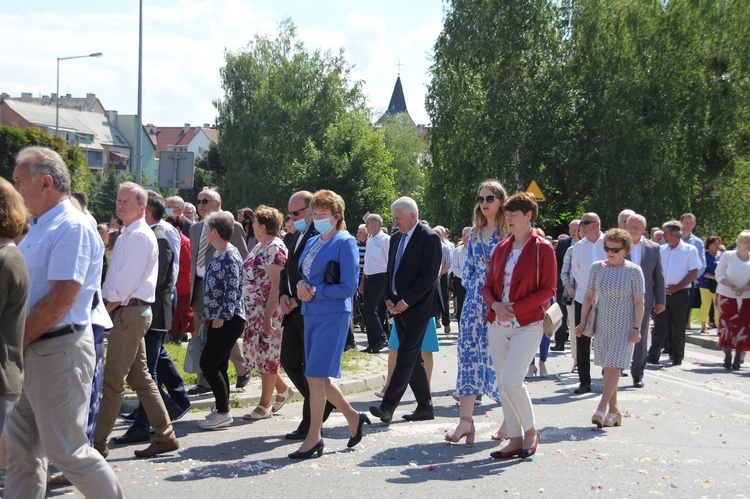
[378,75,415,125]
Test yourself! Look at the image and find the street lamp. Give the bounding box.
[55,52,103,137]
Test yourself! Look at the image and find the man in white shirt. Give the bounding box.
[680,213,706,329]
[451,227,471,326]
[363,214,390,353]
[570,213,606,394]
[434,226,453,333]
[647,220,701,366]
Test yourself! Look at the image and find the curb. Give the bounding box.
[685,331,719,350]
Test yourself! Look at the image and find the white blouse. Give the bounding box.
[715,250,750,299]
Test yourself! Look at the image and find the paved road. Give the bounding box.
[9,325,749,498]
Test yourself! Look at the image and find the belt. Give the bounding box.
[37,324,86,342]
[124,298,151,307]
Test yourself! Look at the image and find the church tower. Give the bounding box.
[377,75,415,125]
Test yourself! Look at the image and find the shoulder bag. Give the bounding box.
[582,263,602,338]
[184,323,206,374]
[537,240,563,337]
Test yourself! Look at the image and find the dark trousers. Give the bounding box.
[85,324,106,445]
[553,282,570,348]
[363,273,388,347]
[200,315,245,413]
[382,314,432,412]
[280,309,334,433]
[574,301,592,387]
[130,329,190,433]
[631,307,654,381]
[437,274,450,327]
[454,277,466,325]
[649,289,689,363]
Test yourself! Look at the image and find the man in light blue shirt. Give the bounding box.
[8,146,123,498]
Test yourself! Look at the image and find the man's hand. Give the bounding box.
[653,304,666,315]
[279,295,297,315]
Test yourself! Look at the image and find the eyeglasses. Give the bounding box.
[580,220,598,226]
[476,195,497,204]
[197,199,215,205]
[603,246,624,253]
[289,206,309,217]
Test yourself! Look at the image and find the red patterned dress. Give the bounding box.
[242,237,288,373]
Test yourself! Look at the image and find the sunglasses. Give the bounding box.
[476,195,497,204]
[603,246,624,253]
[197,199,215,205]
[580,220,598,226]
[289,206,309,217]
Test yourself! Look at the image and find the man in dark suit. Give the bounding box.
[188,188,250,395]
[279,190,335,439]
[625,214,666,387]
[551,219,579,351]
[370,197,442,423]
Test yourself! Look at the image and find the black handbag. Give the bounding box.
[324,261,340,284]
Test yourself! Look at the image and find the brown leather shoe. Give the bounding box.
[134,438,179,458]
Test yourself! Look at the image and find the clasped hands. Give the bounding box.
[386,299,408,314]
[296,281,316,302]
[491,301,515,322]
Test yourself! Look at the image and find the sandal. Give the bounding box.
[243,405,272,420]
[490,429,509,441]
[272,386,294,413]
[571,365,578,373]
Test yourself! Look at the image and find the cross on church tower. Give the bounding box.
[396,60,404,75]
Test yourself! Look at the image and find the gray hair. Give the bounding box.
[618,209,636,219]
[358,223,367,231]
[462,226,471,236]
[205,210,234,241]
[628,214,647,227]
[184,202,196,213]
[166,195,185,208]
[200,186,221,202]
[662,220,682,235]
[16,146,71,194]
[119,181,148,205]
[391,196,419,218]
[366,213,383,226]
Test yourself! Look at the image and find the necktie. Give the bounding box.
[196,228,209,271]
[392,233,408,294]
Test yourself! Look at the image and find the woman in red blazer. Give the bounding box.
[482,192,557,460]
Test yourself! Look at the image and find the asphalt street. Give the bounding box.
[7,323,749,498]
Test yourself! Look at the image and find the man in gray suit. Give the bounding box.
[187,187,250,395]
[625,214,666,388]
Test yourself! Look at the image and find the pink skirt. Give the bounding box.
[716,294,750,351]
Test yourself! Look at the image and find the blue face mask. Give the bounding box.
[293,218,309,232]
[313,217,335,235]
[165,208,174,216]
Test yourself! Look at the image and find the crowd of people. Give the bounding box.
[0,145,748,495]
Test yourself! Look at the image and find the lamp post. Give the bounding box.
[55,52,103,137]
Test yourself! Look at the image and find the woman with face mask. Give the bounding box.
[291,190,370,458]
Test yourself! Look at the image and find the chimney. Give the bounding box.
[21,92,32,102]
[203,123,210,128]
[183,123,190,134]
[41,95,50,105]
[1,93,10,101]
[106,110,118,125]
[86,93,96,107]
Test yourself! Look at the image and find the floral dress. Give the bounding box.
[242,237,288,374]
[456,228,502,401]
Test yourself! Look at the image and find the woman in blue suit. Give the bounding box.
[291,190,370,458]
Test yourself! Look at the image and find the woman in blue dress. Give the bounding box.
[446,180,507,444]
[291,190,370,459]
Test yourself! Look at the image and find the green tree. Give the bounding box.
[378,116,425,203]
[215,18,365,213]
[89,169,133,223]
[298,110,397,230]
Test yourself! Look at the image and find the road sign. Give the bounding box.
[526,180,546,202]
[158,151,195,193]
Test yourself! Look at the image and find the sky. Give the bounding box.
[0,0,446,128]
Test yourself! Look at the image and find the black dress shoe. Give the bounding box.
[402,408,435,421]
[632,378,644,388]
[187,385,212,396]
[119,411,137,422]
[112,431,151,445]
[369,405,393,424]
[347,413,371,448]
[285,428,308,440]
[646,357,660,365]
[168,404,192,422]
[671,360,682,366]
[367,342,386,354]
[236,372,251,389]
[573,384,592,394]
[549,345,565,352]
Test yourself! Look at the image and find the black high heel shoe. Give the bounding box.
[347,413,371,448]
[288,439,324,459]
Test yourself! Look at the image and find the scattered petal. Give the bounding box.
[428,465,437,471]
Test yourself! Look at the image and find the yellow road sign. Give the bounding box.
[526,180,546,202]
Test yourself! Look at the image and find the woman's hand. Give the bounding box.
[628,329,641,343]
[263,318,278,337]
[297,281,316,302]
[491,301,515,322]
[211,318,224,329]
[574,323,584,337]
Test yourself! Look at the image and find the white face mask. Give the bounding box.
[313,217,335,235]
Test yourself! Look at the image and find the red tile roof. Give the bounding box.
[152,126,218,155]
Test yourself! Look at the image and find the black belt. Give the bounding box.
[37,324,86,342]
[124,298,151,307]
